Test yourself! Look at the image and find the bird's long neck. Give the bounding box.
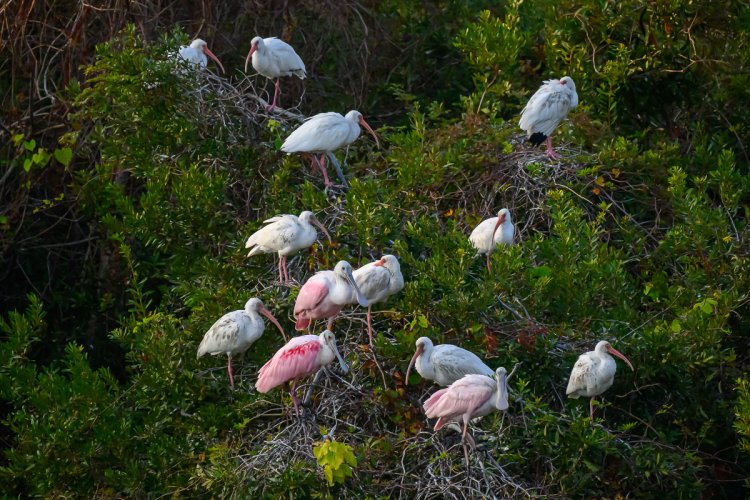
[420,343,434,377]
[494,373,509,410]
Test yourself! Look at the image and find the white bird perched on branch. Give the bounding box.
[406,337,493,386]
[281,110,380,188]
[178,39,225,74]
[197,298,286,388]
[244,36,306,111]
[566,340,634,420]
[245,211,331,284]
[352,255,405,347]
[519,76,578,160]
[469,208,515,271]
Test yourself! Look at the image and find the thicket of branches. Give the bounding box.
[2,0,750,497]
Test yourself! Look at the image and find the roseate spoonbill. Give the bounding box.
[406,337,493,386]
[255,329,347,415]
[178,39,225,73]
[197,298,286,387]
[423,366,514,465]
[353,255,405,347]
[519,76,578,159]
[469,208,515,272]
[566,340,634,420]
[281,110,380,188]
[244,36,306,111]
[294,260,369,331]
[245,211,331,283]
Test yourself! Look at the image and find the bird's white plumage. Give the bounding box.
[566,341,618,398]
[245,211,319,258]
[353,255,405,305]
[249,37,306,79]
[519,76,578,138]
[178,40,208,69]
[281,111,363,154]
[197,298,269,358]
[411,337,493,387]
[469,208,515,256]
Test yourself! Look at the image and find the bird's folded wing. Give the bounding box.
[566,355,595,396]
[423,374,494,418]
[256,335,320,392]
[293,279,330,315]
[197,315,240,357]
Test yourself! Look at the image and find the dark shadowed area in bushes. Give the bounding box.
[1,0,750,496]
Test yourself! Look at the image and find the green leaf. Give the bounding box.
[670,319,681,333]
[54,147,73,166]
[323,465,334,486]
[12,134,24,146]
[23,158,32,172]
[530,265,552,278]
[23,139,36,151]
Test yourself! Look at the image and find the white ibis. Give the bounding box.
[245,211,331,283]
[353,255,405,347]
[197,298,286,387]
[294,260,369,331]
[423,367,511,465]
[281,110,380,188]
[255,329,348,415]
[469,208,515,271]
[566,340,634,420]
[406,337,493,386]
[519,76,578,159]
[178,39,225,73]
[244,36,306,111]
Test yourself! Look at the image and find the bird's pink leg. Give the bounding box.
[545,137,560,160]
[462,416,471,467]
[589,396,596,421]
[307,154,319,173]
[282,256,290,283]
[318,154,332,187]
[278,257,284,283]
[326,314,337,331]
[486,253,491,272]
[367,305,374,348]
[227,354,234,388]
[290,379,301,417]
[270,79,280,110]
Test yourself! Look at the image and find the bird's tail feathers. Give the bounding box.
[527,132,547,146]
[423,388,449,417]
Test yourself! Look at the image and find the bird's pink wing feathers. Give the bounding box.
[294,278,330,316]
[423,374,494,421]
[255,335,321,393]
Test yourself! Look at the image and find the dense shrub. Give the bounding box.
[2,1,750,496]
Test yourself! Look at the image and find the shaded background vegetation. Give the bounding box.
[2,0,750,496]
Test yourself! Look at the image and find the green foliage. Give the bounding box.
[313,439,358,486]
[2,1,750,497]
[736,377,750,467]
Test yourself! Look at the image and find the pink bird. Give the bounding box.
[255,329,347,415]
[294,260,369,331]
[423,366,513,464]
